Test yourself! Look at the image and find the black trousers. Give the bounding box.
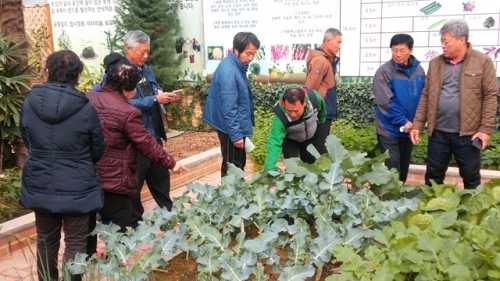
[87,212,97,258]
[377,135,414,183]
[99,191,132,233]
[35,212,89,281]
[426,130,481,189]
[217,131,246,177]
[312,119,332,155]
[131,142,172,227]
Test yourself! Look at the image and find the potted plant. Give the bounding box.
[80,40,97,60]
[175,37,184,54]
[0,32,34,171]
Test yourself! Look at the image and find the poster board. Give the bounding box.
[48,0,118,71]
[202,0,339,83]
[203,0,500,78]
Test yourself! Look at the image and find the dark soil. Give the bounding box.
[165,130,220,160]
[153,225,339,281]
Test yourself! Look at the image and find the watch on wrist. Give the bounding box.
[154,97,158,103]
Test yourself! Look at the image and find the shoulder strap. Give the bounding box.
[305,88,319,109]
[273,103,290,128]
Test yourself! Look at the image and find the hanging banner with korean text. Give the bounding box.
[48,0,118,71]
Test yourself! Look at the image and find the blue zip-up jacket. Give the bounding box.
[91,58,166,140]
[128,60,166,140]
[202,53,255,142]
[373,56,425,138]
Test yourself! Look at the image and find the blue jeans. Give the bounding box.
[425,130,481,189]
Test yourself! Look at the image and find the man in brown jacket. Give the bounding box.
[304,28,342,154]
[410,19,498,189]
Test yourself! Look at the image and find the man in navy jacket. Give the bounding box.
[119,30,179,227]
[373,34,425,183]
[202,32,260,177]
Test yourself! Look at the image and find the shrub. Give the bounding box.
[0,168,25,223]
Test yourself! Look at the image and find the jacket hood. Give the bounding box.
[28,83,89,124]
[306,48,336,65]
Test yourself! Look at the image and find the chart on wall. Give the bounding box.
[342,0,500,76]
[203,0,500,79]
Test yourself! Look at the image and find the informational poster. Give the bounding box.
[342,0,500,76]
[202,0,339,83]
[48,0,118,70]
[176,0,205,81]
[203,0,267,77]
[203,0,500,78]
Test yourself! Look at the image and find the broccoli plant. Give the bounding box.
[65,135,420,280]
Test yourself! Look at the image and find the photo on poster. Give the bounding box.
[270,44,289,61]
[290,44,311,61]
[208,46,224,60]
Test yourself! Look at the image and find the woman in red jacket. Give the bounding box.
[86,63,187,233]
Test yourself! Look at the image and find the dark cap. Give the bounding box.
[103,52,123,73]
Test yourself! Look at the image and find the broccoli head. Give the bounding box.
[423,197,453,211]
[249,63,261,76]
[483,17,495,29]
[82,46,96,58]
[408,213,434,230]
[491,186,500,200]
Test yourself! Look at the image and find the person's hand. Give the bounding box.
[172,163,189,174]
[410,129,421,144]
[233,139,244,149]
[403,121,413,133]
[471,132,491,150]
[156,92,177,104]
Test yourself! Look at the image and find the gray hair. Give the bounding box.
[123,30,151,50]
[439,19,469,41]
[323,28,342,42]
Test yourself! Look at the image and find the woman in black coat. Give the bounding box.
[19,50,105,281]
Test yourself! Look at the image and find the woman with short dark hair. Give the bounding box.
[20,50,106,281]
[86,63,187,235]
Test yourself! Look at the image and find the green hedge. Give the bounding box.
[169,81,500,171]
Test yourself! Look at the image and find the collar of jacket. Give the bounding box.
[228,52,249,73]
[123,57,157,84]
[100,86,128,101]
[317,47,339,64]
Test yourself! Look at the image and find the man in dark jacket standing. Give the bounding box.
[202,32,260,177]
[373,34,425,183]
[20,50,105,281]
[304,28,342,155]
[118,30,180,227]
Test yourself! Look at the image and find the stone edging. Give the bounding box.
[1,148,499,260]
[0,147,223,260]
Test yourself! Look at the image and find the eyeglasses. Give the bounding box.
[391,48,410,54]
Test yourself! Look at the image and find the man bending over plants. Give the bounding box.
[264,87,326,171]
